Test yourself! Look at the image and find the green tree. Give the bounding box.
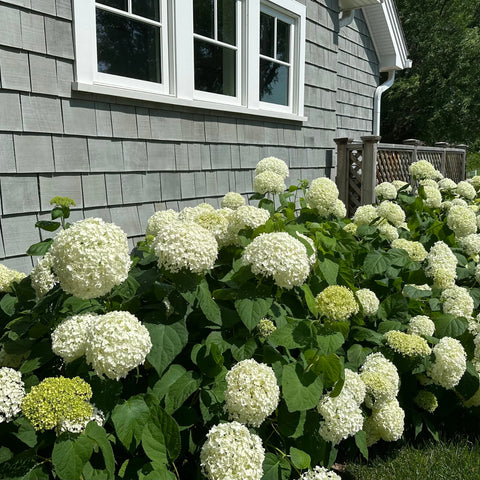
[381,0,480,150]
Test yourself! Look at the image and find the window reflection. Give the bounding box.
[260,59,288,106]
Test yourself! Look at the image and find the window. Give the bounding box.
[73,0,306,119]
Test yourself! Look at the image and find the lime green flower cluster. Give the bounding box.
[315,285,359,321]
[257,318,276,339]
[384,330,431,357]
[50,196,76,207]
[414,390,438,413]
[21,376,93,431]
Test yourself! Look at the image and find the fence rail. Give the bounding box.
[335,137,467,216]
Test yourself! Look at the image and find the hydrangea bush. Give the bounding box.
[1,159,480,480]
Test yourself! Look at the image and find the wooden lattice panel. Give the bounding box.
[377,150,412,184]
[418,151,442,170]
[445,153,465,182]
[348,148,362,216]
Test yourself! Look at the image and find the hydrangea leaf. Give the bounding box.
[432,313,468,338]
[52,434,93,480]
[289,447,311,469]
[149,405,181,461]
[456,361,480,400]
[13,416,37,448]
[347,344,372,369]
[197,278,222,325]
[364,251,391,276]
[26,239,53,256]
[152,365,187,401]
[318,258,339,285]
[235,296,273,331]
[164,371,202,414]
[142,422,168,467]
[355,430,368,461]
[262,452,291,480]
[85,422,115,478]
[282,363,323,412]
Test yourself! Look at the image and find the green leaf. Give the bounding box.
[145,320,188,376]
[457,362,480,401]
[85,422,115,478]
[52,434,93,480]
[402,284,432,298]
[23,465,50,480]
[26,239,53,256]
[150,406,181,461]
[377,293,409,322]
[305,352,343,388]
[197,278,222,325]
[386,248,411,267]
[351,326,384,346]
[377,320,402,334]
[13,416,37,448]
[364,251,390,276]
[111,396,151,451]
[235,296,273,331]
[152,365,187,401]
[282,362,323,412]
[269,321,313,349]
[290,447,311,470]
[164,371,202,414]
[433,313,468,338]
[355,431,368,461]
[318,258,339,285]
[262,453,291,480]
[0,294,17,316]
[316,332,345,355]
[35,220,61,232]
[302,284,318,316]
[142,422,168,467]
[347,344,371,369]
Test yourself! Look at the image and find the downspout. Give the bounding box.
[339,9,354,28]
[373,69,395,136]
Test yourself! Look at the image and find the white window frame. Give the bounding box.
[72,0,306,120]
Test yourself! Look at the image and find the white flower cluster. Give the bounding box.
[422,185,442,209]
[391,239,428,262]
[407,315,435,337]
[375,182,397,200]
[58,406,105,434]
[470,176,480,189]
[355,288,380,316]
[154,221,218,273]
[392,180,412,192]
[315,285,359,321]
[437,178,457,191]
[255,156,289,178]
[0,264,25,293]
[377,201,406,227]
[253,157,288,195]
[145,209,179,237]
[456,180,477,200]
[441,285,474,319]
[447,205,477,237]
[242,232,313,289]
[428,337,466,389]
[425,241,457,289]
[409,160,442,181]
[178,203,215,223]
[360,353,399,405]
[0,367,25,423]
[200,422,265,480]
[296,466,341,480]
[457,233,480,261]
[49,218,131,299]
[224,206,270,246]
[221,192,246,210]
[185,208,232,247]
[225,359,280,427]
[364,398,405,446]
[85,311,152,380]
[384,330,431,357]
[30,252,58,298]
[353,205,378,226]
[377,221,399,241]
[51,313,98,363]
[317,370,366,444]
[306,178,344,217]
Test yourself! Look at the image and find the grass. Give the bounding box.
[341,437,480,480]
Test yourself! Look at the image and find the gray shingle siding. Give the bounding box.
[0,0,379,272]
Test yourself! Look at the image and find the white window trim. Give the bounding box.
[72,0,307,121]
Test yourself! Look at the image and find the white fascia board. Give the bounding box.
[339,0,382,11]
[362,0,411,71]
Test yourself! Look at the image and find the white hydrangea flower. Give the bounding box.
[0,367,25,423]
[419,179,439,189]
[457,233,480,261]
[242,232,312,289]
[187,208,231,247]
[470,176,480,189]
[364,398,405,445]
[438,178,457,191]
[447,205,477,237]
[384,330,431,357]
[224,206,270,246]
[377,221,399,241]
[306,178,339,215]
[178,203,215,223]
[425,241,458,289]
[428,337,466,389]
[407,315,435,337]
[343,222,358,235]
[330,199,347,218]
[377,201,406,227]
[409,160,442,181]
[375,182,397,200]
[469,313,480,335]
[51,313,98,363]
[225,359,280,427]
[340,369,367,405]
[441,285,474,319]
[0,264,25,293]
[146,209,179,237]
[253,170,286,194]
[85,311,152,380]
[360,353,399,404]
[353,204,378,225]
[355,288,379,316]
[422,185,442,209]
[255,156,289,179]
[456,180,477,200]
[315,285,359,321]
[154,221,218,273]
[200,422,265,480]
[221,192,246,210]
[392,180,412,192]
[470,204,480,213]
[296,466,341,480]
[391,239,428,262]
[58,406,105,434]
[49,218,131,300]
[30,252,58,298]
[472,333,480,373]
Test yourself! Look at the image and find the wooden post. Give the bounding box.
[361,135,381,205]
[456,144,467,180]
[403,139,421,164]
[435,142,448,175]
[334,137,353,205]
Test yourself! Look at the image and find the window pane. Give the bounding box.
[96,9,162,83]
[194,39,236,96]
[276,19,290,62]
[96,0,127,11]
[260,59,288,106]
[194,0,214,38]
[132,0,160,21]
[260,12,274,57]
[218,0,236,46]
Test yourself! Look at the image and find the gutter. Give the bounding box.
[373,69,395,136]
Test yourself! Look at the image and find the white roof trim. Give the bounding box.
[361,0,412,71]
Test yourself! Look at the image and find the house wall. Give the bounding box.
[0,0,379,272]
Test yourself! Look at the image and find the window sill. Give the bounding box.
[72,81,308,123]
